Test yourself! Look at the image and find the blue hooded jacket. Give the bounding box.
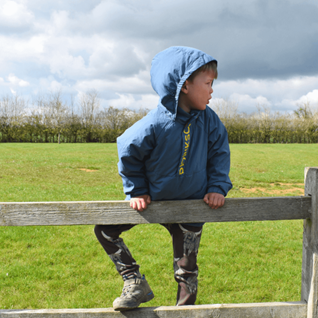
[117,46,232,202]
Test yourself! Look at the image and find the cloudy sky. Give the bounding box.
[1,0,317,114]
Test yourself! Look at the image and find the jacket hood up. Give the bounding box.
[150,46,217,119]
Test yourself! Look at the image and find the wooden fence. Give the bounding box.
[0,167,317,318]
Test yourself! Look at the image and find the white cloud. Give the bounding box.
[104,93,158,110]
[75,69,152,98]
[7,74,30,87]
[0,35,47,70]
[222,94,270,113]
[49,80,63,92]
[0,0,317,115]
[88,42,145,78]
[50,10,70,33]
[275,89,318,113]
[212,76,318,113]
[35,76,74,96]
[0,0,34,29]
[216,76,318,102]
[297,89,318,106]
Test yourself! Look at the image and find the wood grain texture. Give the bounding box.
[301,168,318,318]
[0,196,311,226]
[0,302,307,318]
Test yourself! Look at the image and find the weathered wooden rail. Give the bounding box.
[0,167,317,318]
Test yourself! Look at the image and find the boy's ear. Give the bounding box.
[181,80,189,94]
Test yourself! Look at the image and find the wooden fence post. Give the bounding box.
[301,167,318,318]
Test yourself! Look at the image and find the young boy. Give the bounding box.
[94,46,232,311]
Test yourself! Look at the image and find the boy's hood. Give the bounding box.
[150,46,217,119]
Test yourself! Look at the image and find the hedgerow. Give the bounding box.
[1,93,317,143]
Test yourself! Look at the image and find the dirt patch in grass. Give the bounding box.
[240,183,304,195]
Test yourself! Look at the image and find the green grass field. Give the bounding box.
[0,143,317,309]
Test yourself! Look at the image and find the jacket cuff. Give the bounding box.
[129,189,150,198]
[206,186,226,197]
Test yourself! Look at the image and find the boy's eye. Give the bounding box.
[208,80,214,87]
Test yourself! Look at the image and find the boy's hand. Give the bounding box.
[130,195,151,212]
[203,192,225,209]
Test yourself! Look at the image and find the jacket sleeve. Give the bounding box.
[117,117,155,198]
[206,112,232,196]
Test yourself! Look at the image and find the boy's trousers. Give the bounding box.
[94,223,203,306]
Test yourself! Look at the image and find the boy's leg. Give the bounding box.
[94,224,140,280]
[94,224,154,311]
[162,223,203,306]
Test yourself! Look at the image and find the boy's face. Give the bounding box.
[179,69,215,113]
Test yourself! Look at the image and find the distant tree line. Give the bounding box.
[213,100,318,143]
[0,93,318,143]
[0,92,148,143]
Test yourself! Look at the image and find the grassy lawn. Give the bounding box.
[0,143,317,309]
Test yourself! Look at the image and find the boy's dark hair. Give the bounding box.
[187,61,218,82]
